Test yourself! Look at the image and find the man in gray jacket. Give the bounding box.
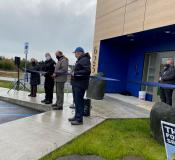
[160,58,175,106]
[52,51,69,110]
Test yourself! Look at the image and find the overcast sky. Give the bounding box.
[0,0,97,64]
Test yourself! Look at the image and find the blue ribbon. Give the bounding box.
[25,69,121,82]
[23,68,175,87]
[129,81,175,89]
[0,113,34,117]
[91,76,120,82]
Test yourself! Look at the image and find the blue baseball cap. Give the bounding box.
[73,47,85,53]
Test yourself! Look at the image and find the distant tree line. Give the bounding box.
[0,56,75,72]
[0,56,30,71]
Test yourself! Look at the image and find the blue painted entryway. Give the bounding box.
[98,24,175,101]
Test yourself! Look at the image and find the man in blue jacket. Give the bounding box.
[69,47,91,125]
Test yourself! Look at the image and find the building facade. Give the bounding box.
[92,0,175,101]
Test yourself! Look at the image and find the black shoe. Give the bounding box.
[71,120,83,125]
[28,94,32,97]
[31,95,36,97]
[52,103,57,107]
[52,106,63,110]
[41,99,46,103]
[68,117,76,122]
[45,101,52,104]
[69,104,75,109]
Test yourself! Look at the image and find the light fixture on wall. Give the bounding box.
[165,31,171,34]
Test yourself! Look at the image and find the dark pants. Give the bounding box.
[160,88,173,106]
[44,78,54,102]
[72,86,86,122]
[31,85,37,96]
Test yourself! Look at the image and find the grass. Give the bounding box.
[40,119,166,160]
[0,70,20,78]
[0,80,13,89]
[0,80,72,94]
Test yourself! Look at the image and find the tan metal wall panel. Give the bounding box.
[94,7,125,42]
[144,0,175,30]
[127,0,137,4]
[96,0,126,18]
[93,0,175,73]
[124,0,146,34]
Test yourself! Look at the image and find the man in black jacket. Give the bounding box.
[69,47,91,125]
[41,53,56,104]
[159,59,175,106]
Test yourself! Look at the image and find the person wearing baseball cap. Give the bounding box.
[69,47,91,125]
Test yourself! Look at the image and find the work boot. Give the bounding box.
[52,106,63,110]
[45,101,52,104]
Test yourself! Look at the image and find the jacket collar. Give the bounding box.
[77,53,90,61]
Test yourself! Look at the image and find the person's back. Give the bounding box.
[30,63,40,86]
[27,58,40,97]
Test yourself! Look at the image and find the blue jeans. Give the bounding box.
[72,86,86,122]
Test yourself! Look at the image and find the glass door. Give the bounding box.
[142,51,175,102]
[153,52,175,102]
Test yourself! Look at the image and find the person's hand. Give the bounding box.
[71,72,74,77]
[41,72,46,76]
[52,73,56,78]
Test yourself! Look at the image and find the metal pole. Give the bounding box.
[24,50,27,88]
[17,66,20,91]
[24,42,29,89]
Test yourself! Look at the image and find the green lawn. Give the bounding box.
[40,119,166,160]
[0,80,13,89]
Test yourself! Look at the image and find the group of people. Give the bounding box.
[27,50,175,125]
[27,47,91,125]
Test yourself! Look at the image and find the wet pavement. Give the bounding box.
[0,101,40,124]
[0,87,151,160]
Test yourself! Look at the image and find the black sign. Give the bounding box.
[162,122,175,146]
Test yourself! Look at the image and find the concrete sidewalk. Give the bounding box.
[0,87,151,160]
[106,93,155,111]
